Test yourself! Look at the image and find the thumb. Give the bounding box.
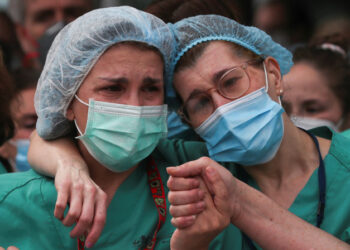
[203,166,230,215]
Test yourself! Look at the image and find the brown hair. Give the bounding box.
[146,0,241,23]
[0,50,15,145]
[293,34,350,114]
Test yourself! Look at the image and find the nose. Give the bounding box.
[210,90,232,109]
[119,92,141,106]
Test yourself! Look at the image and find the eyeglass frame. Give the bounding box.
[177,57,265,125]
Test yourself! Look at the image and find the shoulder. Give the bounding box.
[326,132,350,170]
[0,170,57,205]
[153,138,208,166]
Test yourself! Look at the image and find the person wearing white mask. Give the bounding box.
[282,34,350,133]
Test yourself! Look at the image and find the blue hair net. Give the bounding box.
[170,14,293,77]
[35,6,176,139]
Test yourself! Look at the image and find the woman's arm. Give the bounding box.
[28,131,107,248]
[168,157,349,250]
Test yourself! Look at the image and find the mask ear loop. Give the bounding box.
[263,62,282,105]
[74,95,89,137]
[75,94,89,106]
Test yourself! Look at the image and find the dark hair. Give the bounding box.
[146,0,241,23]
[12,68,40,92]
[0,51,15,146]
[293,34,350,114]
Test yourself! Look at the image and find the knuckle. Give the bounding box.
[73,182,84,191]
[86,185,96,195]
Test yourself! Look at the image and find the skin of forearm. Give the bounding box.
[231,180,349,250]
[28,130,87,177]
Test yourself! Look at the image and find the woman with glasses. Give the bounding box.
[28,14,350,249]
[166,15,350,249]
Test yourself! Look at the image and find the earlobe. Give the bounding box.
[66,106,75,121]
[265,57,283,96]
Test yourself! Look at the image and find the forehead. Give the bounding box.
[283,63,333,100]
[26,0,90,11]
[174,41,245,97]
[81,44,164,82]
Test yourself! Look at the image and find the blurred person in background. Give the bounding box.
[7,0,92,68]
[0,11,23,71]
[0,50,15,174]
[282,34,350,133]
[0,68,39,172]
[252,0,313,49]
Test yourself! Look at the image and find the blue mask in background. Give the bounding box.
[15,139,32,171]
[167,111,192,139]
[195,87,284,166]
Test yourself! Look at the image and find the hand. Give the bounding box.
[167,157,240,229]
[0,247,19,250]
[169,161,233,250]
[54,158,107,248]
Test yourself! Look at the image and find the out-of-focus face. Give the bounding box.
[11,88,37,139]
[282,62,343,124]
[67,44,164,134]
[173,41,281,128]
[24,0,91,39]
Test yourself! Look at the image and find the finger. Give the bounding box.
[0,247,4,250]
[62,187,83,227]
[166,157,212,177]
[85,191,108,248]
[7,247,19,250]
[168,189,205,205]
[169,201,205,217]
[167,176,199,191]
[204,167,230,215]
[54,184,70,220]
[171,215,196,229]
[70,186,96,238]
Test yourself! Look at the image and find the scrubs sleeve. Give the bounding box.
[0,171,70,248]
[341,228,350,243]
[154,138,208,165]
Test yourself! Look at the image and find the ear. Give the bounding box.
[65,103,75,121]
[265,56,283,97]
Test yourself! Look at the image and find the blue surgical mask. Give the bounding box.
[167,111,192,139]
[74,96,168,172]
[15,139,32,172]
[195,64,284,166]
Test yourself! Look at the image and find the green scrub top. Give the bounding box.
[0,139,241,249]
[341,128,350,138]
[242,129,350,249]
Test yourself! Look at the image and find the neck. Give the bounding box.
[77,141,138,203]
[243,115,320,190]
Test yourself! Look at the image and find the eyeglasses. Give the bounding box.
[178,58,264,127]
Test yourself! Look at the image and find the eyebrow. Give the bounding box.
[212,67,232,83]
[98,77,128,84]
[98,76,162,85]
[143,77,162,85]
